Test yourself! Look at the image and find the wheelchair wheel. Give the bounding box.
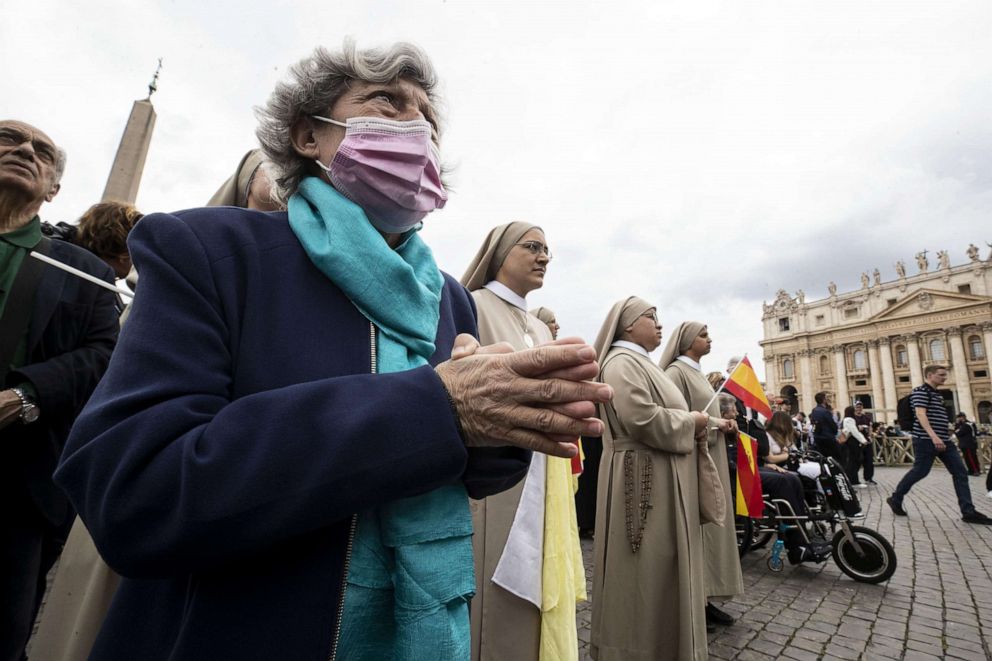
[831,526,897,584]
[736,515,753,557]
[767,554,784,572]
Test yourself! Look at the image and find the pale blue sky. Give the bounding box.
[3,0,990,379]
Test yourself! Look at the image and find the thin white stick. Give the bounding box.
[30,251,134,299]
[702,352,748,413]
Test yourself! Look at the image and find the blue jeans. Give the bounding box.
[892,439,976,516]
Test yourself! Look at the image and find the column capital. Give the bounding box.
[901,332,919,343]
[866,339,879,349]
[980,320,992,333]
[946,326,963,338]
[878,336,891,346]
[798,349,814,358]
[831,344,845,353]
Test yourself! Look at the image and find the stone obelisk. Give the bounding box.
[101,60,161,203]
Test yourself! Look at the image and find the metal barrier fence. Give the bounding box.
[872,434,992,468]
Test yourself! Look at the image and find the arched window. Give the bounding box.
[853,349,866,370]
[969,335,985,361]
[929,339,945,361]
[979,401,992,425]
[782,358,794,379]
[819,355,829,375]
[895,345,908,367]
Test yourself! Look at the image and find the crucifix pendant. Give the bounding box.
[524,334,534,348]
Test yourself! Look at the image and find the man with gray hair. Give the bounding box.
[0,119,119,661]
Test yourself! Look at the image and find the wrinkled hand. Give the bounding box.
[437,336,612,458]
[0,390,21,431]
[451,335,603,382]
[450,335,608,424]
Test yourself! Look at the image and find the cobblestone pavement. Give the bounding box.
[576,466,992,660]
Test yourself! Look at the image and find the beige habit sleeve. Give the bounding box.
[603,354,696,454]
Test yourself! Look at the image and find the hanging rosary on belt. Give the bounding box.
[623,451,653,553]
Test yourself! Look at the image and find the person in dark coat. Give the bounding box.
[0,119,119,661]
[810,391,841,463]
[955,413,981,476]
[54,43,609,661]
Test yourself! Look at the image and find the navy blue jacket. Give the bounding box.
[55,208,529,660]
[810,404,838,444]
[3,238,118,529]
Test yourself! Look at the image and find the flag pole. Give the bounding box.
[30,251,134,299]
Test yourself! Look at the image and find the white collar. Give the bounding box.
[676,355,702,371]
[611,340,651,359]
[484,281,527,311]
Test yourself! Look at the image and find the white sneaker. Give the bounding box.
[853,484,868,489]
[987,491,992,499]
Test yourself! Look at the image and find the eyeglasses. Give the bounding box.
[641,311,659,322]
[514,240,552,260]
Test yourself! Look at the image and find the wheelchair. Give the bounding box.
[735,449,897,584]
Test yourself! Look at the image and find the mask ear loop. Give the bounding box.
[310,116,347,174]
[311,114,348,128]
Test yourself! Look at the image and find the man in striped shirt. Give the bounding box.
[887,365,992,524]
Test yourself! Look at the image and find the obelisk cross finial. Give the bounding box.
[147,58,163,100]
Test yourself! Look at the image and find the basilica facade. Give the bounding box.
[760,245,992,423]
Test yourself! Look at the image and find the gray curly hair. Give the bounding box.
[255,40,442,205]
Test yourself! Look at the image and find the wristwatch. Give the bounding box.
[11,387,40,424]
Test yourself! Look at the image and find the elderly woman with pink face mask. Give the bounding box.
[55,41,609,661]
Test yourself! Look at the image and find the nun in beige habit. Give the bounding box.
[205,148,281,210]
[461,222,585,661]
[29,155,280,661]
[530,306,560,340]
[589,297,710,661]
[660,322,744,627]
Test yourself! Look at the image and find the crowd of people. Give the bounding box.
[3,40,992,661]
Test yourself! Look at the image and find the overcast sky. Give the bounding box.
[4,0,991,380]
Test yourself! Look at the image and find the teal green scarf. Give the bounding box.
[289,177,474,660]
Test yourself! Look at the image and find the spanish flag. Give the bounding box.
[736,432,764,517]
[724,356,773,420]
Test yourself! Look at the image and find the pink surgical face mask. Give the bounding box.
[312,115,447,233]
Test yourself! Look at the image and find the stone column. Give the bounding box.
[763,353,776,395]
[877,337,898,423]
[833,345,850,410]
[905,332,924,386]
[983,322,992,387]
[103,99,157,203]
[866,339,886,421]
[799,350,814,413]
[947,327,975,419]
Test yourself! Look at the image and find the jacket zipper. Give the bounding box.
[328,322,377,660]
